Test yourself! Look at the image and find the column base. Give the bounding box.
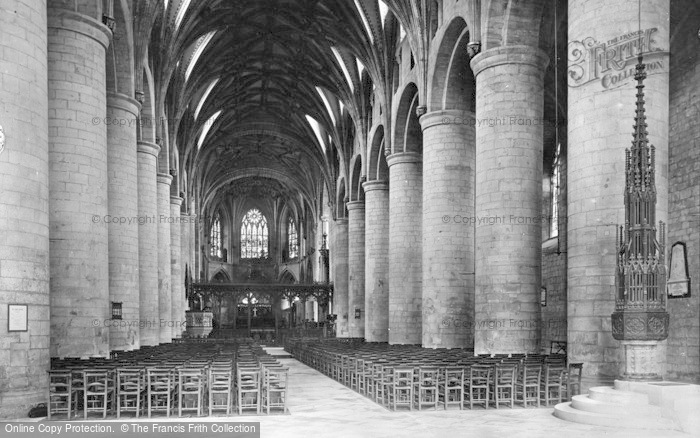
[621,340,664,381]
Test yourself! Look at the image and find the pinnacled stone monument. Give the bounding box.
[611,55,669,380]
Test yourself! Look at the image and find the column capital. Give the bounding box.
[419,110,475,131]
[48,8,111,50]
[387,151,421,167]
[170,196,183,206]
[137,140,160,157]
[346,200,365,211]
[107,92,141,116]
[470,45,549,77]
[157,173,173,185]
[362,180,389,192]
[335,218,349,226]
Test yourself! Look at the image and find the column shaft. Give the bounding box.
[48,7,111,358]
[137,141,160,346]
[387,152,422,344]
[0,0,50,418]
[157,174,172,342]
[347,201,366,338]
[568,0,669,379]
[107,93,141,351]
[332,219,349,337]
[470,46,549,354]
[420,110,476,348]
[363,181,390,342]
[170,197,183,338]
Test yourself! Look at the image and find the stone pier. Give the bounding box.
[363,181,390,342]
[387,152,422,345]
[471,46,549,354]
[420,110,476,348]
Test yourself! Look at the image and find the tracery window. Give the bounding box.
[550,143,561,238]
[210,212,222,258]
[288,218,299,259]
[241,209,268,259]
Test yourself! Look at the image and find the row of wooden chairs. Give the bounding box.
[48,341,288,419]
[286,339,582,410]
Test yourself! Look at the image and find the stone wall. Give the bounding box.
[666,0,700,382]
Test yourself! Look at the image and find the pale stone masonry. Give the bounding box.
[157,174,173,342]
[363,181,390,342]
[567,0,670,379]
[388,152,422,344]
[667,6,700,380]
[471,46,549,354]
[1,0,699,420]
[0,0,50,419]
[347,200,366,338]
[332,219,349,337]
[420,110,476,349]
[137,141,160,347]
[107,93,141,351]
[47,6,112,359]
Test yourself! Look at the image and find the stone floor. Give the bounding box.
[17,350,691,438]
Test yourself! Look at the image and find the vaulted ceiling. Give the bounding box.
[141,0,568,219]
[149,0,392,218]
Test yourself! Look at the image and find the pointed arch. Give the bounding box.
[367,125,389,181]
[428,17,476,112]
[392,83,422,154]
[349,155,364,201]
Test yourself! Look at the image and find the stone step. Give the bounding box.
[570,394,662,416]
[588,386,649,405]
[553,402,677,430]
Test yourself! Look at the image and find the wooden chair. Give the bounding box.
[492,363,517,409]
[48,370,74,420]
[178,368,205,417]
[388,367,414,411]
[516,363,542,407]
[415,367,440,410]
[466,364,491,409]
[147,368,175,417]
[236,367,261,415]
[83,369,114,419]
[564,363,584,400]
[262,367,288,414]
[116,367,145,418]
[540,364,565,405]
[440,367,464,410]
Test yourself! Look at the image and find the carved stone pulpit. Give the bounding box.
[610,56,669,380]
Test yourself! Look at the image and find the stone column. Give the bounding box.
[363,181,390,342]
[137,140,160,346]
[0,0,50,418]
[181,212,192,314]
[48,5,111,358]
[157,174,172,342]
[420,110,476,348]
[387,152,422,344]
[170,197,183,338]
[332,218,349,337]
[568,0,669,379]
[470,46,549,354]
[347,200,366,338]
[107,93,141,351]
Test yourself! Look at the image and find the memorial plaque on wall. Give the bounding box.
[667,242,691,298]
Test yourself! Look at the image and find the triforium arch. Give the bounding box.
[367,125,389,182]
[427,16,476,113]
[391,82,422,155]
[348,155,365,202]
